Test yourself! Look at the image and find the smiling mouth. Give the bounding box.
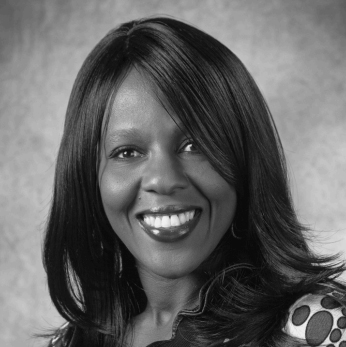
[142,210,196,228]
[137,208,201,242]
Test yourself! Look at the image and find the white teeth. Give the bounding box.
[171,215,180,226]
[189,210,195,220]
[161,216,170,227]
[179,213,186,224]
[154,216,162,228]
[186,212,191,222]
[142,210,197,228]
[144,216,150,225]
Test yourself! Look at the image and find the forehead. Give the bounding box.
[104,69,185,140]
[111,69,153,116]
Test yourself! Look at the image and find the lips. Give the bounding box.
[137,206,201,243]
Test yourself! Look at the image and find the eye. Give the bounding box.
[180,140,200,153]
[110,146,143,160]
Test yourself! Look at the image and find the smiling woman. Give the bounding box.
[98,70,236,282]
[43,17,346,347]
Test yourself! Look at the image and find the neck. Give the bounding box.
[136,266,204,326]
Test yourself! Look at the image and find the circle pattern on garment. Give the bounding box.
[306,311,333,345]
[283,294,346,347]
[330,329,342,343]
[292,305,310,325]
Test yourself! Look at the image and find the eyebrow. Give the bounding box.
[105,122,188,144]
[105,128,146,144]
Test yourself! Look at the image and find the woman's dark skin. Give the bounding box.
[98,70,237,346]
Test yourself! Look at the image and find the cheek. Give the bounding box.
[194,164,237,233]
[99,166,139,224]
[195,163,236,209]
[99,172,140,254]
[214,185,237,238]
[213,182,237,217]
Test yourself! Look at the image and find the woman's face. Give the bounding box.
[98,69,237,279]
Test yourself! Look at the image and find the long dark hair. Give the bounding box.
[43,16,345,346]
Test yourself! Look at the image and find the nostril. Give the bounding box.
[141,160,189,195]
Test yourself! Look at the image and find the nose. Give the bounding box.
[141,152,189,195]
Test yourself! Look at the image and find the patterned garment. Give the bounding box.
[49,293,346,346]
[283,293,346,346]
[48,321,232,347]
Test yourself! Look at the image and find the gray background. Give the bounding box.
[1,0,345,346]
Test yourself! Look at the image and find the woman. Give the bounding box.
[44,17,346,347]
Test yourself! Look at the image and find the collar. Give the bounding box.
[166,278,214,340]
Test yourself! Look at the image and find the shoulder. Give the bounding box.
[48,322,75,347]
[283,292,346,346]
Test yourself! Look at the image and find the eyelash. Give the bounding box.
[179,139,199,153]
[109,146,143,160]
[109,140,199,160]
